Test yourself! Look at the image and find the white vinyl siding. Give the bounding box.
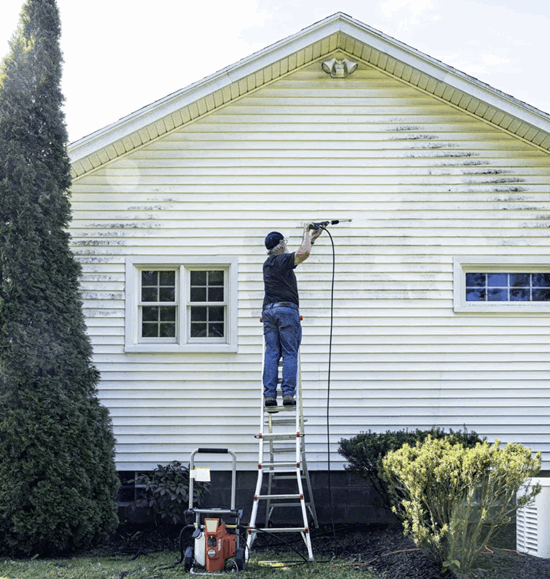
[70,61,550,471]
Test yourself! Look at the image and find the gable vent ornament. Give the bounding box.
[322,58,358,78]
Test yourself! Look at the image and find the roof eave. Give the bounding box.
[69,12,550,168]
[68,13,348,164]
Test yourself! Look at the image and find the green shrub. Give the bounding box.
[381,436,541,578]
[133,461,210,525]
[338,427,482,518]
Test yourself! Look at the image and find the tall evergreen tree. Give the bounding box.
[0,0,119,556]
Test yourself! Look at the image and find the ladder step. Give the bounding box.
[266,418,297,425]
[268,474,308,480]
[249,527,308,534]
[256,493,301,500]
[268,502,312,509]
[265,406,296,414]
[262,461,297,468]
[259,433,298,440]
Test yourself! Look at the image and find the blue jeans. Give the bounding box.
[262,306,302,398]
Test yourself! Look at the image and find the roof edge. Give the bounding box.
[69,12,550,165]
[340,13,550,129]
[68,12,350,163]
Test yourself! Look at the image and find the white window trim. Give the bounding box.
[125,256,238,353]
[454,257,550,314]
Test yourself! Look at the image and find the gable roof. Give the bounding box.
[69,12,550,179]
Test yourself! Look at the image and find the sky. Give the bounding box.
[1,0,550,144]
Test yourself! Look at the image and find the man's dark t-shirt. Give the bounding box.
[263,252,299,310]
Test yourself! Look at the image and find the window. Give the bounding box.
[454,257,550,313]
[126,257,238,352]
[466,273,550,303]
[189,270,225,339]
[140,270,177,339]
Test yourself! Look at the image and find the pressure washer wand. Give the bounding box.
[308,219,352,230]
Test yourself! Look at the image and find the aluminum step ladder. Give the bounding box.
[246,352,318,562]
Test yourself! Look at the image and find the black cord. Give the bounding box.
[321,226,339,555]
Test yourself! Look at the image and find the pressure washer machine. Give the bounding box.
[183,448,246,574]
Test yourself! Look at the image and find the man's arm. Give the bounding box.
[294,224,322,266]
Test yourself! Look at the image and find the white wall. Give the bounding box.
[70,61,550,471]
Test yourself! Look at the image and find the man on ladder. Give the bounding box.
[262,224,323,409]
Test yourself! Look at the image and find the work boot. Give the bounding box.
[264,397,277,408]
[283,395,296,407]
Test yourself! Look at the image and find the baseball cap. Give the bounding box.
[265,231,285,250]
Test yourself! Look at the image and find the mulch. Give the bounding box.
[99,521,550,579]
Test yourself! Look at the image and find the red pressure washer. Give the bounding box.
[183,448,246,574]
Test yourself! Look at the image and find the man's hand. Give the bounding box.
[295,223,320,266]
[311,225,323,244]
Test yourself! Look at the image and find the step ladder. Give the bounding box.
[246,352,318,562]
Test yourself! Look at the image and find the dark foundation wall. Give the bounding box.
[117,470,396,528]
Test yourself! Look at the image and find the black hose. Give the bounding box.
[175,524,194,565]
[321,226,339,555]
[250,527,309,564]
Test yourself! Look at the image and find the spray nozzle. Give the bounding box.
[308,219,352,230]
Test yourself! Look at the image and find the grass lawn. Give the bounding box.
[0,551,382,579]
